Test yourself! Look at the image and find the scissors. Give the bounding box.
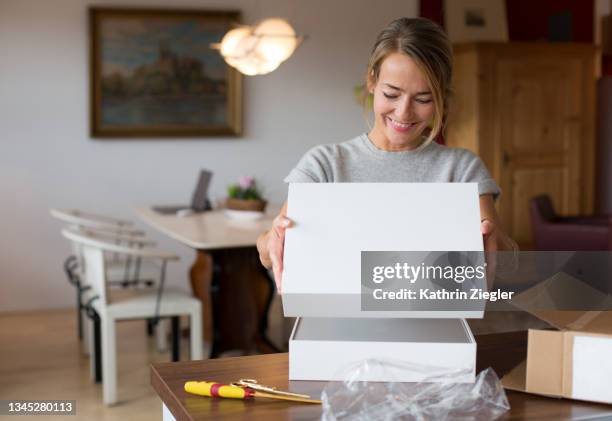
[184,378,321,404]
[230,379,312,399]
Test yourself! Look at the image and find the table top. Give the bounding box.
[135,207,276,250]
[151,352,612,421]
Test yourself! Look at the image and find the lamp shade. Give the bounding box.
[217,18,301,76]
[233,55,280,76]
[253,18,298,63]
[220,27,255,61]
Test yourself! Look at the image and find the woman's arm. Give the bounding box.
[480,194,519,288]
[257,201,292,291]
[480,194,500,253]
[479,194,515,252]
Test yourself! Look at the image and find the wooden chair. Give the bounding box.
[62,228,203,405]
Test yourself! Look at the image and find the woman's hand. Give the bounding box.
[479,195,502,288]
[481,217,498,289]
[481,218,498,254]
[257,202,292,293]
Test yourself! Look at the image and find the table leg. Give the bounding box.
[189,247,279,357]
[255,263,281,353]
[189,251,214,354]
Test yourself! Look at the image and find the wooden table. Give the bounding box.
[151,332,612,420]
[135,207,279,356]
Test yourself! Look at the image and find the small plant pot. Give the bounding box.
[225,198,267,212]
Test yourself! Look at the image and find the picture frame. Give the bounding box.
[89,8,242,138]
[444,0,508,44]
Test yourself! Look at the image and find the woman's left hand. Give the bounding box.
[480,194,501,288]
[481,218,497,289]
[481,218,497,254]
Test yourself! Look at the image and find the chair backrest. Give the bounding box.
[52,209,146,272]
[530,195,557,223]
[61,228,178,306]
[50,208,134,231]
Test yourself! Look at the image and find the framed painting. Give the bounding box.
[89,8,242,138]
[444,0,508,44]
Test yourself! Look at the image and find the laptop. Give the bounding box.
[153,170,212,214]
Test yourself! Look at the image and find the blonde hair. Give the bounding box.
[366,17,452,144]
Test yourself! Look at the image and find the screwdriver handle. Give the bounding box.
[184,381,255,399]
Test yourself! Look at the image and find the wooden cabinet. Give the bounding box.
[446,42,599,247]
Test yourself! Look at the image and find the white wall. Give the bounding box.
[0,0,418,312]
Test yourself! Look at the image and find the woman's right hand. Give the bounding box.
[257,202,293,293]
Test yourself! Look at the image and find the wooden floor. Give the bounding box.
[0,309,185,420]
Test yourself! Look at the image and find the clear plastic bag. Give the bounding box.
[321,359,510,421]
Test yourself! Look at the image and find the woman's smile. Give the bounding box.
[386,116,420,133]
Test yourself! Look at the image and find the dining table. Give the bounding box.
[135,206,280,357]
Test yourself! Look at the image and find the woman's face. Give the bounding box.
[369,52,435,151]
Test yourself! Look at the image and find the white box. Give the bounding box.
[289,317,476,382]
[283,183,483,383]
[282,183,485,319]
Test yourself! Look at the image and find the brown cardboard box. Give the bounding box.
[501,273,612,404]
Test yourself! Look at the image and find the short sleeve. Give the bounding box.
[455,149,501,199]
[284,145,332,183]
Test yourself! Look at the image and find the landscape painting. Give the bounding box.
[90,8,242,137]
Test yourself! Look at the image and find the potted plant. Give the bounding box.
[226,176,267,212]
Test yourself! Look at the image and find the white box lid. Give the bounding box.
[282,183,485,318]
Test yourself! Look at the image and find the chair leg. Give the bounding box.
[146,318,154,336]
[171,316,180,362]
[155,319,168,353]
[76,286,83,340]
[81,306,91,356]
[87,316,96,380]
[101,316,117,405]
[190,307,204,360]
[93,311,102,384]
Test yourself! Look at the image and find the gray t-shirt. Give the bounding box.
[285,133,500,197]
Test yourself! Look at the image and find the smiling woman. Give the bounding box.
[367,53,436,151]
[365,17,452,150]
[256,17,508,291]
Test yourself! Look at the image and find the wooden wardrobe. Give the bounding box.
[446,42,599,247]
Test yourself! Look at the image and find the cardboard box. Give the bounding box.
[502,273,612,404]
[289,317,476,382]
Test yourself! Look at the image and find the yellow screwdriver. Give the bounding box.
[184,381,321,404]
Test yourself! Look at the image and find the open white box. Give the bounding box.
[289,317,476,382]
[283,183,485,382]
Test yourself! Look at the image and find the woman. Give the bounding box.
[257,17,506,291]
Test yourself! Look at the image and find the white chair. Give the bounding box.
[58,226,167,385]
[50,209,165,352]
[50,208,138,231]
[62,228,204,405]
[50,209,158,284]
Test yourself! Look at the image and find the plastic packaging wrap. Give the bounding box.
[321,359,509,421]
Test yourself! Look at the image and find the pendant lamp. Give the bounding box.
[213,18,302,76]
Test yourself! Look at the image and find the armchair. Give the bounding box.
[529,195,612,251]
